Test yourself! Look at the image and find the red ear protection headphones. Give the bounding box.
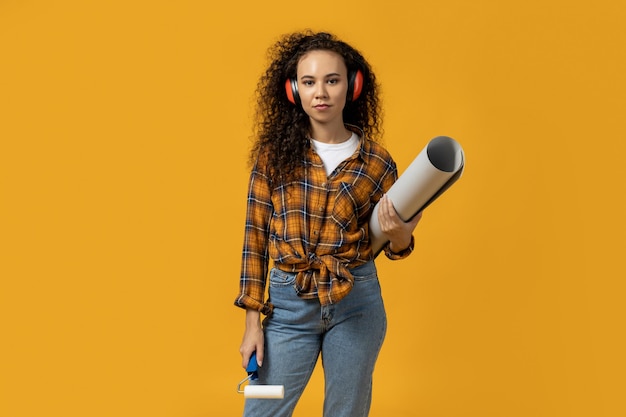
[285,69,364,106]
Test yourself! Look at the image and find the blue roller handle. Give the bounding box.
[246,352,259,380]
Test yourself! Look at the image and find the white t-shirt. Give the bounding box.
[310,132,360,177]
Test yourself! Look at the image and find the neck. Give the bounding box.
[309,122,352,144]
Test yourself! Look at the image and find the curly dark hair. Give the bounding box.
[249,30,383,184]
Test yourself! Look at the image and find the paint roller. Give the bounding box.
[237,352,284,399]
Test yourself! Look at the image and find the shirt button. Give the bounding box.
[321,183,326,187]
[313,230,318,236]
[318,206,324,211]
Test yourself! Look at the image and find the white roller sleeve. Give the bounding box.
[243,385,285,399]
[369,136,465,255]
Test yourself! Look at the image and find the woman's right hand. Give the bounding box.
[240,309,264,368]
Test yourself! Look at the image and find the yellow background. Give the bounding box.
[1,1,624,416]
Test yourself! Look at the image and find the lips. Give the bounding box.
[314,104,330,109]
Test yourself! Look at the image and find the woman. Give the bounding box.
[234,30,422,417]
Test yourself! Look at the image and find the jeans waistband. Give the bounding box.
[348,260,376,275]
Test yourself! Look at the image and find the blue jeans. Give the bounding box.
[242,261,387,417]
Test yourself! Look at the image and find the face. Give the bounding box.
[296,50,349,128]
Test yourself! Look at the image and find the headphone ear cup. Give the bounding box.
[285,78,300,106]
[349,70,364,102]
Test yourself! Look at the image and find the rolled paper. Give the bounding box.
[244,385,285,399]
[369,136,465,256]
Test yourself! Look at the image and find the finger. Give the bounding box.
[377,196,386,216]
[256,345,264,367]
[378,198,390,229]
[381,195,393,218]
[387,198,399,219]
[241,348,252,368]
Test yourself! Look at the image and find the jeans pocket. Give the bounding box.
[352,271,378,282]
[350,261,378,282]
[268,268,297,287]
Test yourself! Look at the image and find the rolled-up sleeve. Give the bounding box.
[234,161,273,313]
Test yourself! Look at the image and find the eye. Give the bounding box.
[327,78,339,85]
[302,80,315,87]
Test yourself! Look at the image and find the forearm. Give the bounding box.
[240,308,265,368]
[245,308,262,329]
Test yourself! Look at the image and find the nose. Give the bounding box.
[315,82,328,98]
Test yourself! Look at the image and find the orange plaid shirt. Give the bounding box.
[234,132,413,314]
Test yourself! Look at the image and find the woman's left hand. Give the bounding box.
[377,194,423,252]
